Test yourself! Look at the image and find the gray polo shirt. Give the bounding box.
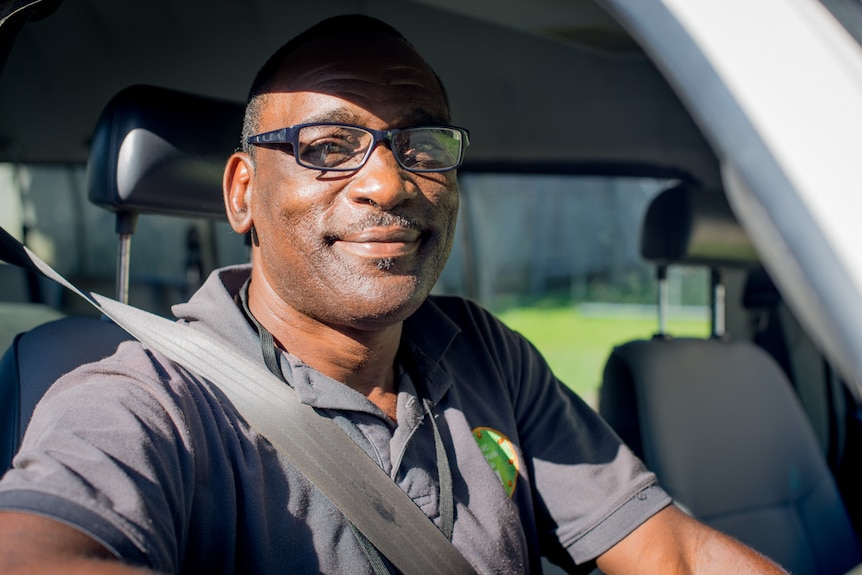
[0,265,669,574]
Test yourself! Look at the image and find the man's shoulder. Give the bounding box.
[408,294,525,361]
[48,337,199,402]
[422,293,493,320]
[422,294,521,335]
[415,294,505,336]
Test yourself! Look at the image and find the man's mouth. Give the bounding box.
[332,227,422,259]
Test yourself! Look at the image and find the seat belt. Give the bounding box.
[0,226,476,575]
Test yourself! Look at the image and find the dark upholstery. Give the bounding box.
[742,266,795,387]
[599,184,862,574]
[87,84,243,219]
[1,86,243,471]
[0,318,132,470]
[640,182,757,268]
[601,339,860,574]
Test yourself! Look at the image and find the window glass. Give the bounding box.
[436,173,710,404]
[0,163,248,315]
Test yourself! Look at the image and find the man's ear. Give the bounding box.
[223,152,255,234]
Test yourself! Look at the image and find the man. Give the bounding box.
[0,14,786,574]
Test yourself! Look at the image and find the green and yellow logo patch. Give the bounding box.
[472,427,519,498]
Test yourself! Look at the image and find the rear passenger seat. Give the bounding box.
[0,265,65,357]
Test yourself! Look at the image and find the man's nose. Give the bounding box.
[345,144,415,210]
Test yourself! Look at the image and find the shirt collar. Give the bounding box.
[175,264,463,410]
[401,297,462,406]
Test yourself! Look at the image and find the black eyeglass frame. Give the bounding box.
[246,122,470,173]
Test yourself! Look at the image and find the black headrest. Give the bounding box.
[640,183,757,267]
[86,85,245,219]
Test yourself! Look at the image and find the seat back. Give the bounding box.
[0,318,133,469]
[1,85,244,472]
[599,184,861,574]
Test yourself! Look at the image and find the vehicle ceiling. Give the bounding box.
[0,0,721,188]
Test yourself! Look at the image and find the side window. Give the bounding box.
[437,173,710,405]
[0,163,248,316]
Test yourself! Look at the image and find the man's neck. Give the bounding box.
[247,280,404,420]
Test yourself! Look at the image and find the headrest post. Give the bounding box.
[115,212,138,304]
[640,184,757,339]
[657,265,668,336]
[711,268,726,339]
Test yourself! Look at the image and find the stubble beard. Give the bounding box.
[375,257,396,271]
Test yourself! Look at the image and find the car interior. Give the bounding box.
[599,183,861,574]
[2,1,862,574]
[1,84,244,471]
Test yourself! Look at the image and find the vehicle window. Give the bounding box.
[0,162,248,315]
[436,173,710,405]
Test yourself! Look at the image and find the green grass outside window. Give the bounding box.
[497,305,709,407]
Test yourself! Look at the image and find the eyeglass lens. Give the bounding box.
[296,125,463,171]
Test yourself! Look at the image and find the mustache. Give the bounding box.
[334,212,423,237]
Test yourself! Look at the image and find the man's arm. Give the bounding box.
[0,511,157,574]
[596,505,788,574]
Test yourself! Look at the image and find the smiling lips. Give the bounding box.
[334,227,422,259]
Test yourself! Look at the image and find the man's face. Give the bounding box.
[246,36,460,330]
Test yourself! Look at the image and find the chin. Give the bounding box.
[374,258,396,271]
[334,275,431,328]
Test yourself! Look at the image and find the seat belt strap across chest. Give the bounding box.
[0,227,476,575]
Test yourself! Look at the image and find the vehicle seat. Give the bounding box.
[0,85,244,472]
[599,183,862,575]
[0,317,133,470]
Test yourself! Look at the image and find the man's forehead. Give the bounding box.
[258,90,448,130]
[275,53,439,93]
[259,51,448,126]
[275,67,438,97]
[269,34,443,97]
[301,105,446,125]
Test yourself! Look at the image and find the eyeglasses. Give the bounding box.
[246,123,470,173]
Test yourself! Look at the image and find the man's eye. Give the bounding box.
[300,138,361,167]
